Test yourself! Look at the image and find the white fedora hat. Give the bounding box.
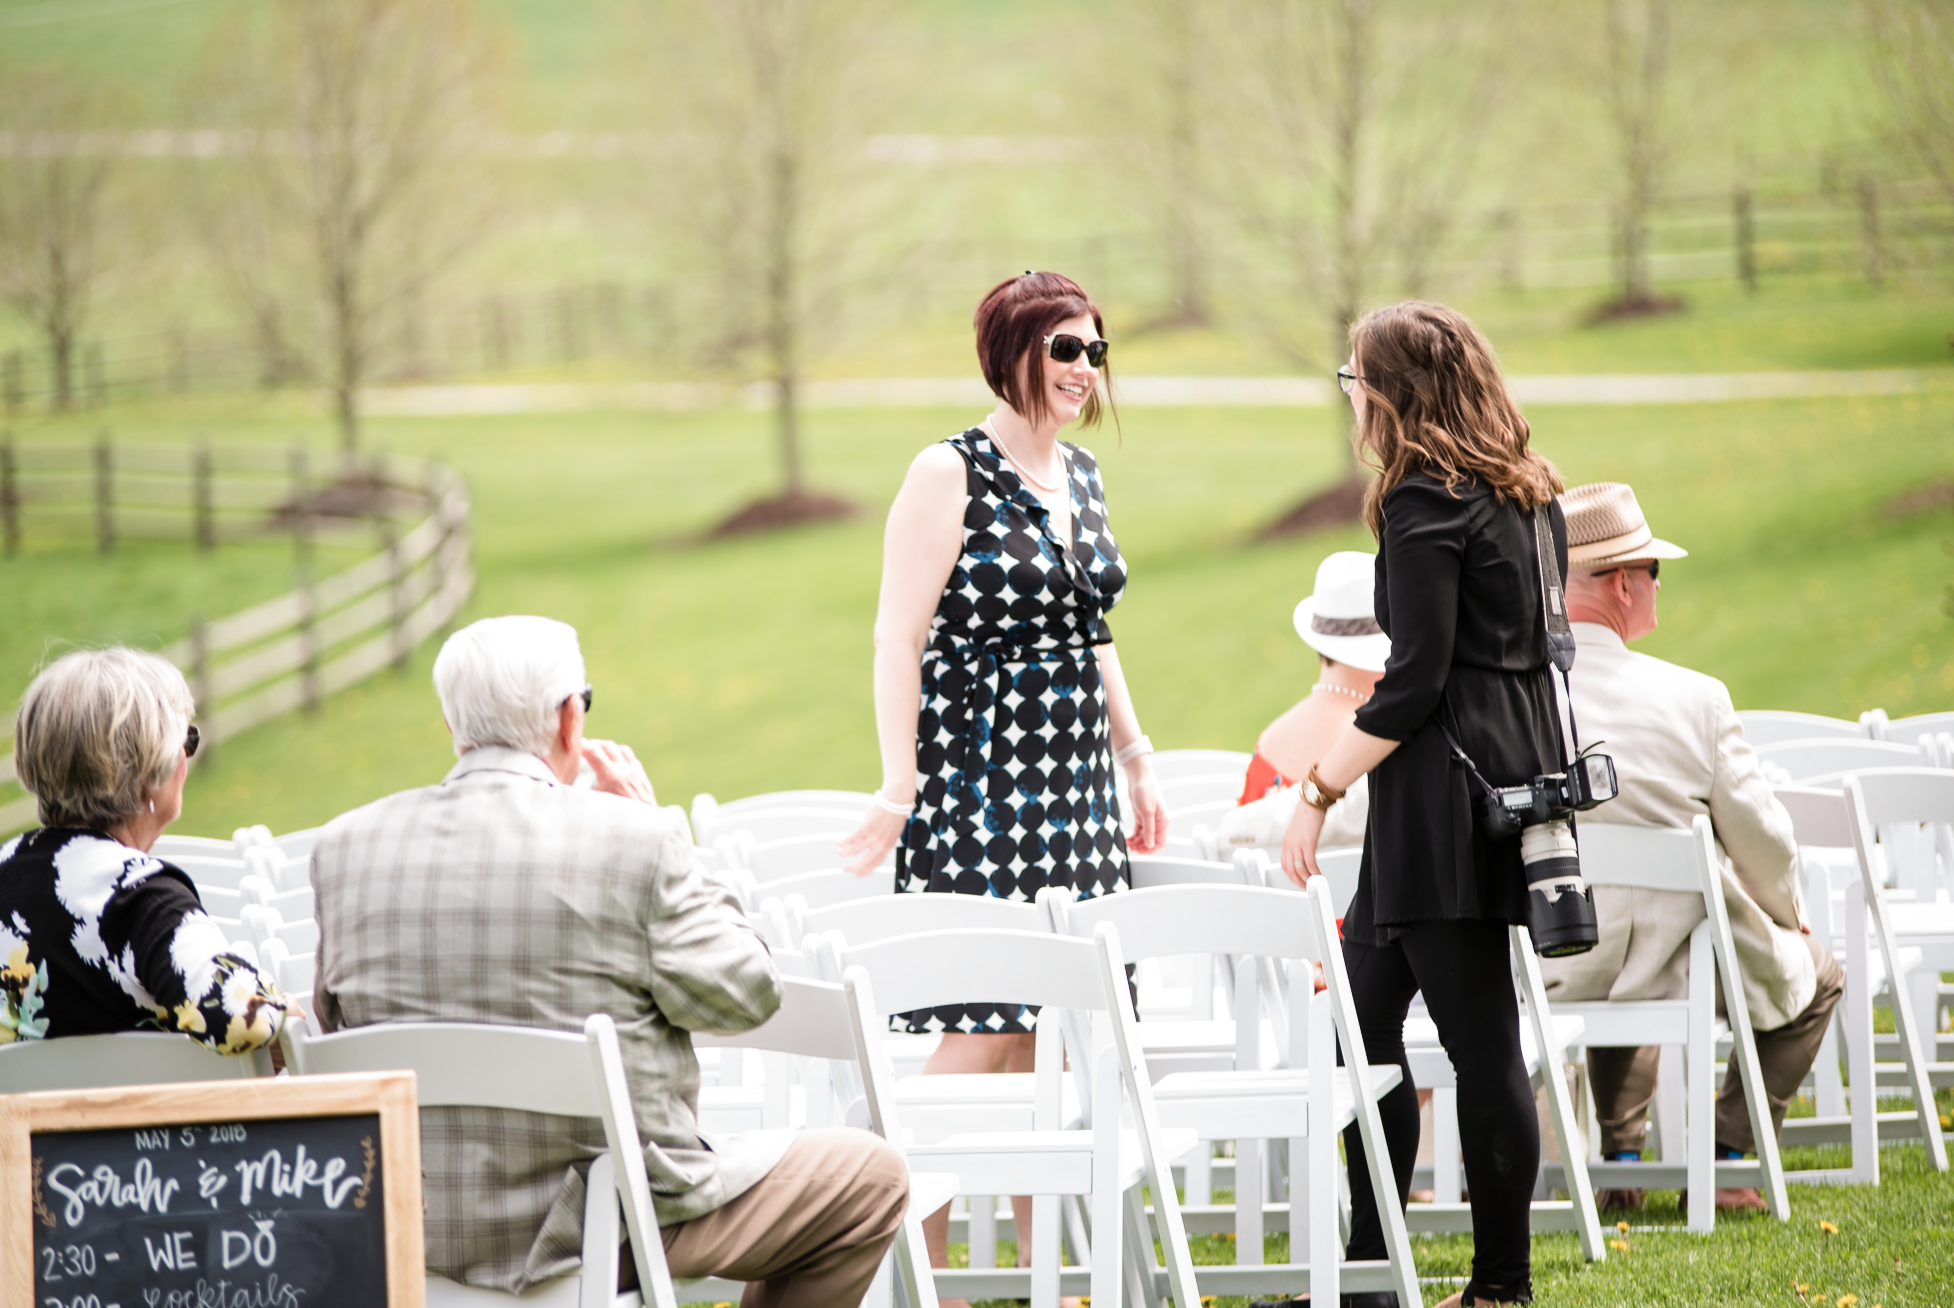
[1561,482,1688,570]
[1292,551,1390,672]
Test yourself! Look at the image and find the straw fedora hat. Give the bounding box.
[1561,482,1689,570]
[1292,551,1391,672]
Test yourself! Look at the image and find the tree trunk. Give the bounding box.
[764,104,803,495]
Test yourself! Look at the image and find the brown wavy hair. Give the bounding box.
[1348,300,1561,537]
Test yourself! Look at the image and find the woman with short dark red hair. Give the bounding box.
[840,271,1166,1293]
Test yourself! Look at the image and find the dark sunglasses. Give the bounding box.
[1044,333,1109,368]
[184,724,200,758]
[578,685,593,713]
[1337,365,1364,396]
[1604,561,1660,582]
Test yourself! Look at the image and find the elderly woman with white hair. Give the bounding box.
[0,648,291,1053]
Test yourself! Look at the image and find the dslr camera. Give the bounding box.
[1479,753,1619,957]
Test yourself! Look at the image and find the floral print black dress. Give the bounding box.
[895,427,1129,1034]
[0,827,289,1053]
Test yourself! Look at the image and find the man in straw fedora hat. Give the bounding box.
[1536,482,1843,1213]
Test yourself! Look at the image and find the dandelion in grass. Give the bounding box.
[1837,1294,1858,1306]
[1616,1219,1630,1233]
[1820,1220,1839,1234]
[1609,1238,1630,1252]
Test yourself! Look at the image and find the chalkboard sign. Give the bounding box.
[1,1073,423,1308]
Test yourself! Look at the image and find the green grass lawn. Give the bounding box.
[2,370,1950,837]
[945,1125,1954,1308]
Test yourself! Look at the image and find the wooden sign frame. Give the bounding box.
[0,1071,425,1308]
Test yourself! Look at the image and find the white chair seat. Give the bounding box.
[1151,1065,1404,1139]
[914,1126,1200,1197]
[893,1070,1086,1136]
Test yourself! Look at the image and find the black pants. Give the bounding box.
[1342,919,1537,1303]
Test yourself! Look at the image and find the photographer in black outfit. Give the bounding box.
[1282,301,1570,1308]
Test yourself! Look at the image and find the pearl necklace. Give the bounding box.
[983,419,1067,494]
[1311,681,1372,703]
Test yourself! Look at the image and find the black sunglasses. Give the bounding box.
[1604,561,1660,582]
[184,724,200,758]
[1044,333,1109,368]
[578,685,593,713]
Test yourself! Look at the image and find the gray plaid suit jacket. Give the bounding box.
[312,747,786,1292]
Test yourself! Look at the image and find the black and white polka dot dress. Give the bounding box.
[895,426,1130,1035]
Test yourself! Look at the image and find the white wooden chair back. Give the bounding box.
[691,790,870,845]
[287,1015,678,1308]
[1878,710,1954,742]
[762,867,893,912]
[1755,737,1923,781]
[1775,784,1854,848]
[169,851,252,891]
[1055,883,1316,965]
[1736,710,1870,746]
[1158,772,1248,813]
[801,892,1042,950]
[708,807,862,849]
[152,833,243,862]
[0,1030,272,1091]
[1149,749,1252,784]
[1127,852,1245,888]
[742,833,889,880]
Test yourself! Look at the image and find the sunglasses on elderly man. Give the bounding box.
[1044,333,1109,368]
[184,724,200,758]
[1613,561,1660,582]
[578,685,593,713]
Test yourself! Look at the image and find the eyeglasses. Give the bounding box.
[1044,334,1109,368]
[578,685,593,713]
[184,724,200,758]
[1336,366,1364,396]
[1597,561,1660,582]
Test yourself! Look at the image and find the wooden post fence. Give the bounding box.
[0,434,16,557]
[0,448,474,836]
[93,432,114,553]
[1734,185,1756,294]
[194,438,215,551]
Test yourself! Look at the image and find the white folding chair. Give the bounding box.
[0,1030,273,1090]
[240,873,314,918]
[737,833,893,880]
[242,904,320,954]
[1841,769,1953,1177]
[1554,817,1789,1231]
[1736,710,1874,747]
[286,1015,678,1308]
[690,790,871,846]
[840,925,1203,1308]
[1239,849,1602,1259]
[1157,772,1251,814]
[1045,881,1430,1301]
[692,976,950,1308]
[259,939,318,1008]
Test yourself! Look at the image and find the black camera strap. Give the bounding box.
[1531,501,1584,762]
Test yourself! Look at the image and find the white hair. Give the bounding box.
[432,616,587,758]
[15,647,195,829]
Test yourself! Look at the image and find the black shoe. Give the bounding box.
[1340,1294,1400,1308]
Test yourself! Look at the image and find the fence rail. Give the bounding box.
[2,172,1950,415]
[0,452,473,836]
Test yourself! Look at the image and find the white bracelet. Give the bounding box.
[870,790,914,817]
[1114,735,1154,767]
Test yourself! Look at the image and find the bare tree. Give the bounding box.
[1600,0,1676,309]
[0,68,116,411]
[198,0,503,460]
[1865,0,1954,204]
[647,0,898,522]
[1100,0,1221,328]
[1222,0,1505,528]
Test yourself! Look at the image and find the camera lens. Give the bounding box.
[1522,820,1599,956]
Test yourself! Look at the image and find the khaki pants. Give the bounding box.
[657,1129,909,1308]
[1590,933,1845,1156]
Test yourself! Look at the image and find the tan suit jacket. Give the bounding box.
[1539,624,1817,1031]
[313,747,786,1292]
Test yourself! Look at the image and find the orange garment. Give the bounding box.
[1237,749,1296,806]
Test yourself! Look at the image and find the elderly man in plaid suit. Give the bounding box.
[312,615,907,1307]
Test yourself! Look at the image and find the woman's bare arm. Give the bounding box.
[1095,642,1168,854]
[839,444,967,874]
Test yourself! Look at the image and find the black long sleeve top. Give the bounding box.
[1343,471,1569,940]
